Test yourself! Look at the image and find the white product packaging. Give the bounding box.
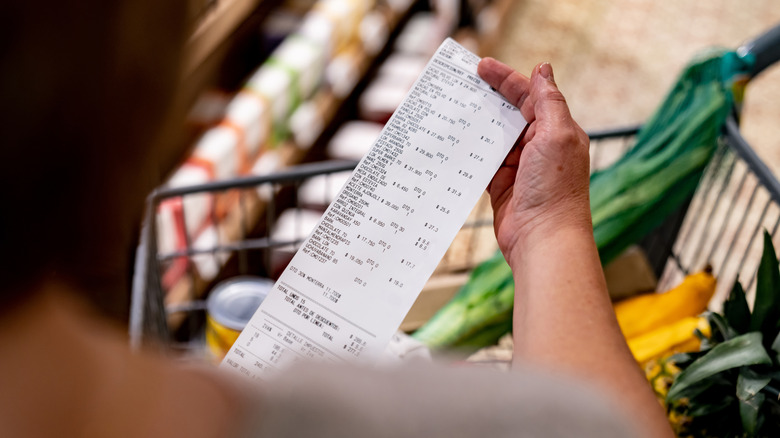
[250,149,284,202]
[191,224,229,282]
[274,36,327,100]
[359,10,390,55]
[324,47,362,98]
[297,171,353,208]
[246,66,293,130]
[224,91,271,158]
[298,10,337,57]
[377,53,428,84]
[394,12,449,56]
[165,164,213,239]
[289,101,325,149]
[189,125,241,180]
[326,121,384,160]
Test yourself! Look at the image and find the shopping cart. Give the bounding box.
[130,26,780,354]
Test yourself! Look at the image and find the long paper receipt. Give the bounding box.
[222,38,526,379]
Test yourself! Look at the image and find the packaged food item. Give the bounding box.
[164,164,213,239]
[245,32,328,146]
[157,197,190,290]
[326,120,383,159]
[297,170,353,208]
[223,90,271,159]
[251,148,284,175]
[376,53,427,85]
[269,208,323,276]
[359,9,390,55]
[206,276,274,360]
[157,165,215,290]
[298,9,337,56]
[188,125,240,180]
[394,12,449,56]
[191,225,229,282]
[358,77,412,122]
[357,51,427,122]
[156,198,182,258]
[312,0,374,53]
[314,0,355,53]
[324,43,363,98]
[245,65,294,142]
[271,208,322,248]
[188,126,243,218]
[273,35,327,100]
[289,100,325,149]
[250,149,284,201]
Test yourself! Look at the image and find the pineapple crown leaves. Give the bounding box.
[667,230,780,436]
[749,231,780,342]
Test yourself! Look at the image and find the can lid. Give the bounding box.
[207,276,274,331]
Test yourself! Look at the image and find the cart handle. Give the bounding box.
[739,22,780,77]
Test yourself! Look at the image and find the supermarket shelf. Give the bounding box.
[135,0,526,346]
[163,143,304,318]
[166,0,287,175]
[162,3,425,324]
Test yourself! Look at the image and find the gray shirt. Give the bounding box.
[240,361,636,437]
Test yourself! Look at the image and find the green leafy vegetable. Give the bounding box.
[412,251,513,348]
[664,230,780,436]
[772,332,780,361]
[736,368,769,435]
[739,391,765,436]
[737,368,771,401]
[413,50,751,350]
[724,279,751,334]
[750,231,780,345]
[667,332,771,401]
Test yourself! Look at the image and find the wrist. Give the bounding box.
[505,205,595,268]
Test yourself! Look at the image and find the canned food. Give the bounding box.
[206,276,273,360]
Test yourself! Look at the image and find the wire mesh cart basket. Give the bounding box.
[130,27,780,356]
[128,121,779,353]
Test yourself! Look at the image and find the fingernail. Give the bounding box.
[539,62,554,81]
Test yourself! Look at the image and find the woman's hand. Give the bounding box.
[478,59,592,266]
[478,59,674,437]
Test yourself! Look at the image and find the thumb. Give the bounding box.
[531,62,574,125]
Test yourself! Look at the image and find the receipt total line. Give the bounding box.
[280,281,377,338]
[234,345,278,371]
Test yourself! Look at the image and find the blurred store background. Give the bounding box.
[135,0,780,368]
[498,0,780,173]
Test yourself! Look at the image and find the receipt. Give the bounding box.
[221,38,526,379]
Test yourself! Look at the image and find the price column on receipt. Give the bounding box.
[221,38,527,379]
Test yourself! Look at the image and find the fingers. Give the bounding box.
[480,59,584,160]
[526,62,575,128]
[478,57,531,109]
[479,60,574,133]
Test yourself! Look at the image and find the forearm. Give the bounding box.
[510,224,673,438]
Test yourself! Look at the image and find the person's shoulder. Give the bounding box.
[238,361,636,438]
